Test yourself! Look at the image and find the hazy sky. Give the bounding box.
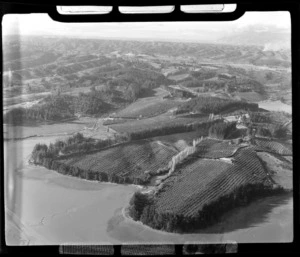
[2,11,290,42]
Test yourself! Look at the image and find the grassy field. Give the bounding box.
[110,114,208,134]
[152,131,201,151]
[3,117,95,140]
[3,117,117,141]
[168,73,190,81]
[114,93,182,119]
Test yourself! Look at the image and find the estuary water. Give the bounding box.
[4,136,293,245]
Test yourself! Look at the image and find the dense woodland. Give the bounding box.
[4,93,111,124]
[4,65,174,124]
[249,123,288,139]
[208,122,239,140]
[249,111,272,123]
[4,95,75,124]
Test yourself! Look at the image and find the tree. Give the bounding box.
[129,191,151,220]
[209,122,238,140]
[124,84,138,101]
[90,85,96,93]
[256,126,272,137]
[265,72,274,81]
[272,125,288,139]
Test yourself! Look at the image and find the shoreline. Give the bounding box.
[26,134,293,234]
[6,158,293,245]
[109,192,293,243]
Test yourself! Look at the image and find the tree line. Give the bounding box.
[125,119,223,141]
[29,132,152,184]
[30,132,129,164]
[209,122,238,140]
[175,96,258,115]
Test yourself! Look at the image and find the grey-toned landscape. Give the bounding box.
[3,12,292,245]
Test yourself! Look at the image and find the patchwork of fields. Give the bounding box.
[4,35,293,242]
[125,125,293,232]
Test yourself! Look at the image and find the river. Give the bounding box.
[4,135,293,245]
[258,100,292,114]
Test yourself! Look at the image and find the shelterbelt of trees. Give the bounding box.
[30,133,128,162]
[31,119,223,163]
[208,122,239,140]
[127,119,222,141]
[175,96,259,115]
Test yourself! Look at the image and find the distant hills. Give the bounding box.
[217,25,290,50]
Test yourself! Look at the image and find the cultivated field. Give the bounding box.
[56,140,177,184]
[154,159,233,216]
[153,148,272,219]
[253,137,292,156]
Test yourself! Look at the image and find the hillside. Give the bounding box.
[128,145,291,232]
[218,25,290,50]
[31,138,177,185]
